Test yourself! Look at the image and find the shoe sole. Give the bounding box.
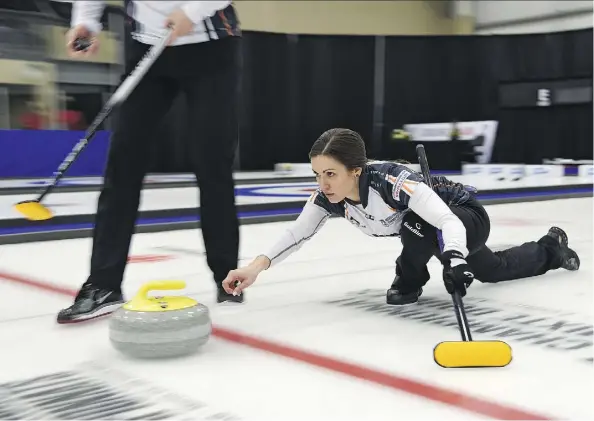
[386,301,419,306]
[56,301,123,324]
[386,287,423,306]
[549,226,568,247]
[562,254,580,271]
[217,299,244,306]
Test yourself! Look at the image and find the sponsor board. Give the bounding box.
[462,164,566,180]
[578,164,594,178]
[462,164,525,180]
[403,120,498,164]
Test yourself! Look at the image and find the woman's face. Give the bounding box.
[311,155,361,203]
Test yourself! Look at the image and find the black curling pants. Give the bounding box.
[395,196,564,293]
[86,37,241,291]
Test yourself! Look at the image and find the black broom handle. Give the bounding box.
[36,29,172,202]
[415,144,473,342]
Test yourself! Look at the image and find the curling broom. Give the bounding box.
[14,29,173,221]
[415,144,512,368]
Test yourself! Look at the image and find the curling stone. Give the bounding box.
[109,280,211,358]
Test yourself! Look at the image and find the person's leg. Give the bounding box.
[57,43,179,323]
[387,199,581,306]
[387,200,489,305]
[386,212,440,305]
[177,37,241,303]
[468,226,580,283]
[448,200,580,282]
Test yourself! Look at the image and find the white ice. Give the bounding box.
[0,197,592,420]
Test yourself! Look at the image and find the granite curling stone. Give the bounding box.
[109,280,211,358]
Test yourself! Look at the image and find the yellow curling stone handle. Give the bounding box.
[123,280,198,312]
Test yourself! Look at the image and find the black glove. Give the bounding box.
[440,250,474,297]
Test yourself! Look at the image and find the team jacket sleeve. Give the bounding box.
[386,166,469,258]
[262,192,332,268]
[71,1,105,35]
[181,1,232,25]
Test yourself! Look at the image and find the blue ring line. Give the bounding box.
[0,186,591,236]
[236,184,318,198]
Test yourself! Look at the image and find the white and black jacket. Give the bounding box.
[72,1,240,46]
[264,161,475,267]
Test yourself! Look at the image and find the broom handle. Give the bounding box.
[415,144,473,342]
[37,28,173,202]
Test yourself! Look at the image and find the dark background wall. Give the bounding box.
[236,27,592,170]
[381,28,593,166]
[0,1,590,174]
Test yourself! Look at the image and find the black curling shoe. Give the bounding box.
[57,283,124,324]
[546,226,580,271]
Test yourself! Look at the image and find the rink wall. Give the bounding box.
[274,161,594,179]
[2,129,592,180]
[0,130,111,178]
[0,166,591,245]
[461,163,594,180]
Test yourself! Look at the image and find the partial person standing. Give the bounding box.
[58,1,243,324]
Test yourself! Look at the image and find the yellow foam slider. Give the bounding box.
[14,200,53,221]
[433,340,512,368]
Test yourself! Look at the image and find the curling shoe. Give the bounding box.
[386,276,423,306]
[545,226,580,271]
[546,226,568,247]
[57,283,124,324]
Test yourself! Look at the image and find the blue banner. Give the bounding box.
[0,130,111,178]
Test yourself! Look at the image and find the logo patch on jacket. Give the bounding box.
[390,170,410,202]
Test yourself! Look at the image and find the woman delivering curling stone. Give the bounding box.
[222,128,580,304]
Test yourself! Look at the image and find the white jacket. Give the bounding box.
[72,1,236,45]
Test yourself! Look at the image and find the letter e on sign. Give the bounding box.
[537,89,551,106]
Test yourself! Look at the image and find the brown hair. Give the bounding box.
[309,128,367,171]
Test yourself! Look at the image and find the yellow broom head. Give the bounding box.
[14,200,53,221]
[434,340,512,368]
